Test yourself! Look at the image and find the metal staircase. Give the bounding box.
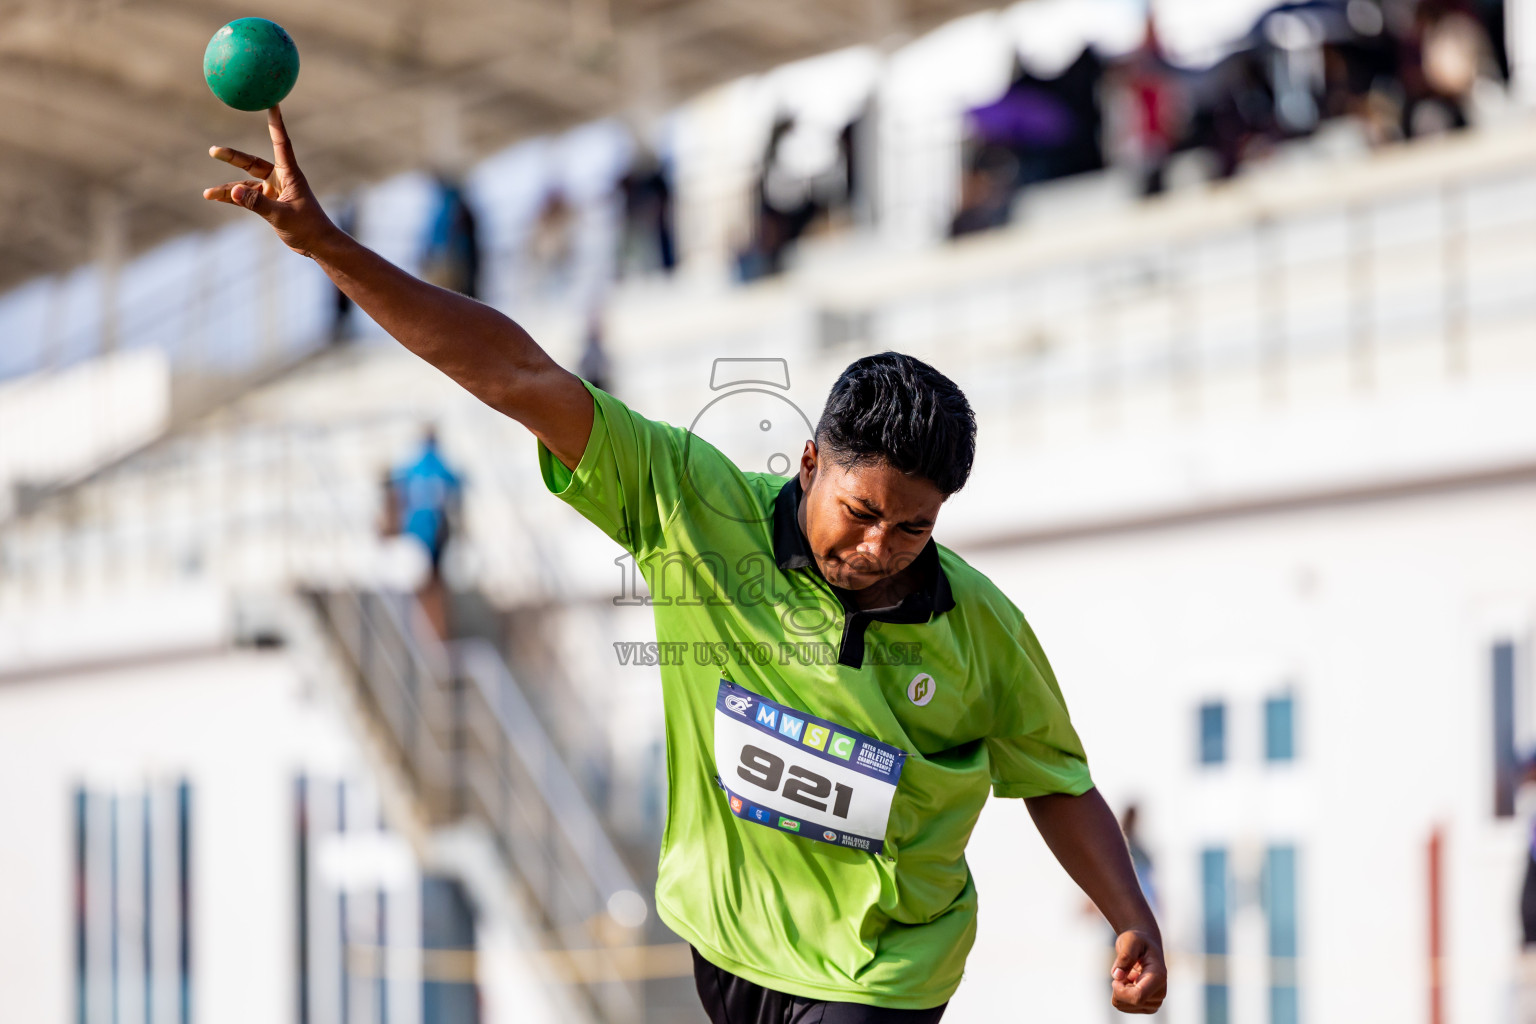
[310,587,647,1023]
[0,363,660,1023]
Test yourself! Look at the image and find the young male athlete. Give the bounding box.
[204,108,1167,1021]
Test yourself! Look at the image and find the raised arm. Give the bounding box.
[202,106,593,470]
[1025,787,1167,1014]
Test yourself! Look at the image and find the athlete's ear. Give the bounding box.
[798,440,818,491]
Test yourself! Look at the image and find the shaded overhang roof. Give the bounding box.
[0,0,1003,291]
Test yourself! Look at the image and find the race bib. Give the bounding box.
[714,680,907,855]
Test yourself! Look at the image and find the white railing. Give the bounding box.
[9,125,1536,608]
[308,589,645,1024]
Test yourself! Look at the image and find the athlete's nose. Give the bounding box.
[854,526,891,570]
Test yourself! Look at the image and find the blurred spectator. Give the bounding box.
[421,175,481,299]
[1261,8,1331,136]
[970,51,1106,188]
[389,426,463,639]
[1121,803,1158,913]
[377,467,400,537]
[1114,18,1186,196]
[577,311,612,393]
[1473,0,1510,80]
[1321,3,1405,147]
[946,0,1515,236]
[952,50,1105,235]
[736,108,865,281]
[1195,49,1283,177]
[949,145,1018,237]
[1521,758,1536,948]
[1404,0,1496,135]
[329,195,359,343]
[528,189,576,297]
[618,149,677,277]
[1521,756,1536,1022]
[1082,806,1159,923]
[738,115,819,281]
[1087,803,1159,1017]
[837,105,871,228]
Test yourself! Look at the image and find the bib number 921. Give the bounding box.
[737,744,853,818]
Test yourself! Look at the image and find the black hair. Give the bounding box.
[814,351,976,495]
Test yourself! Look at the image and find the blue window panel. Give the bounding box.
[1202,847,1229,953]
[1266,845,1300,1024]
[1205,985,1230,1024]
[1199,702,1226,765]
[1265,846,1298,956]
[1201,847,1230,1024]
[1265,695,1296,763]
[1271,985,1299,1024]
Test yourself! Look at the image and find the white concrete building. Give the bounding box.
[5,37,1536,1024]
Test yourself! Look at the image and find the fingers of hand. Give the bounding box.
[267,104,298,170]
[208,146,274,180]
[201,180,267,210]
[234,181,266,210]
[1111,981,1164,1014]
[1111,962,1167,1014]
[201,182,243,204]
[1111,933,1148,974]
[1111,996,1158,1014]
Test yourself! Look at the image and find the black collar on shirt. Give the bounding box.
[771,475,955,669]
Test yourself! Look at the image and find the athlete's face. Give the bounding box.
[796,441,946,591]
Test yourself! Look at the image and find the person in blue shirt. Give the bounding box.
[390,426,463,636]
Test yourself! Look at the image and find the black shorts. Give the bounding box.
[691,948,948,1024]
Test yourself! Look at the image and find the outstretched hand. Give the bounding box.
[1110,929,1167,1014]
[202,105,335,258]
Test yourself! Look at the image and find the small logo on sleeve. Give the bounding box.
[907,673,935,707]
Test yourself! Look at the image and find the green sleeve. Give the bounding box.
[536,380,690,556]
[985,614,1095,799]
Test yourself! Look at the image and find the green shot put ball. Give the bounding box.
[203,18,299,111]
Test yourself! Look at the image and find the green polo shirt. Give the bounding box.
[538,381,1093,1009]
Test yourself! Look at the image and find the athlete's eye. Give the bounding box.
[846,506,875,521]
